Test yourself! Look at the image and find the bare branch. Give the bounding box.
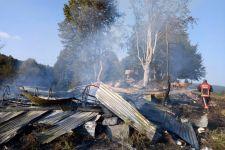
[152,32,158,54]
[135,28,144,68]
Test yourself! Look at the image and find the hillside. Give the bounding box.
[0,54,53,87]
[0,54,21,84]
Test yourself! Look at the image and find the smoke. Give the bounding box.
[53,1,129,89]
[10,59,53,88]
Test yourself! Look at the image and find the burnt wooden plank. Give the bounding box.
[95,83,157,140]
[39,111,98,144]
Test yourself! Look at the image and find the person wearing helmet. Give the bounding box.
[198,80,213,109]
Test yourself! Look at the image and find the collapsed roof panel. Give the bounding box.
[0,111,25,124]
[0,111,48,144]
[38,110,76,125]
[95,83,158,140]
[39,111,98,144]
[96,84,199,149]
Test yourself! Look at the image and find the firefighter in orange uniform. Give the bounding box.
[198,80,213,109]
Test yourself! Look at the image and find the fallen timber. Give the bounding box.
[95,83,158,141]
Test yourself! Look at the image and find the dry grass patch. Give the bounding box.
[207,129,225,150]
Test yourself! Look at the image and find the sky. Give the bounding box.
[189,0,225,86]
[0,0,224,86]
[0,0,67,66]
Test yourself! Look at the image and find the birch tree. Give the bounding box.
[131,0,191,87]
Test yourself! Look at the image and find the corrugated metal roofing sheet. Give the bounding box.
[0,111,25,124]
[124,95,199,149]
[38,110,75,125]
[0,111,48,144]
[95,83,157,140]
[39,111,98,144]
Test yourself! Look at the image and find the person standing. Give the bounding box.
[198,80,213,109]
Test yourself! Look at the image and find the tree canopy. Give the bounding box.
[122,0,205,83]
[54,0,120,89]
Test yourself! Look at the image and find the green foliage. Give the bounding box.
[169,33,205,80]
[63,0,118,36]
[54,0,120,89]
[123,31,205,81]
[0,54,20,84]
[124,0,205,82]
[0,54,53,87]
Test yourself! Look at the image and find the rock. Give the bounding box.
[201,146,212,150]
[176,140,182,146]
[84,115,101,137]
[193,114,208,128]
[84,121,97,137]
[102,117,118,126]
[106,124,130,141]
[197,127,205,134]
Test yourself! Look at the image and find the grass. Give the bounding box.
[211,92,225,101]
[208,129,225,150]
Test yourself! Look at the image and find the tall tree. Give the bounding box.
[130,0,192,87]
[169,33,205,81]
[54,0,119,89]
[0,54,19,85]
[124,31,205,82]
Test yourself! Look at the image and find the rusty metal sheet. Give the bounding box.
[95,83,157,140]
[0,111,48,144]
[39,111,98,144]
[38,110,75,125]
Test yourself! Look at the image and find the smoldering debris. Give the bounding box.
[0,83,209,149]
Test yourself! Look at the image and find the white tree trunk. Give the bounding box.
[143,64,150,87]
